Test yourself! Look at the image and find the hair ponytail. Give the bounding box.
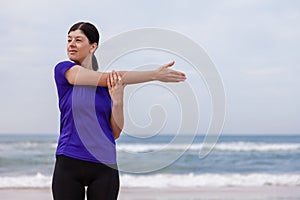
[92,54,99,71]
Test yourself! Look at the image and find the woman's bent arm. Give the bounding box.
[108,71,125,139]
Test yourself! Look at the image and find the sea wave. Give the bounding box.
[1,141,299,153]
[0,173,299,188]
[121,173,300,188]
[0,142,57,150]
[116,142,300,153]
[0,173,51,188]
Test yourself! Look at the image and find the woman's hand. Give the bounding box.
[153,61,186,82]
[107,71,126,105]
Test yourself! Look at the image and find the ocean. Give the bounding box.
[0,134,299,188]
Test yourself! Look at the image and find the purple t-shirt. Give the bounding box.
[54,61,116,164]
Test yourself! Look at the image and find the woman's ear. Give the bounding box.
[90,43,98,53]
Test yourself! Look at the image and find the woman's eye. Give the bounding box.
[76,39,81,42]
[67,39,71,43]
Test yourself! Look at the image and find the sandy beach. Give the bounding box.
[1,186,300,200]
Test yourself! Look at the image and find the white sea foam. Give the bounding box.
[120,173,300,188]
[0,173,51,188]
[0,173,299,188]
[116,142,300,153]
[213,142,300,152]
[1,141,298,152]
[0,142,57,150]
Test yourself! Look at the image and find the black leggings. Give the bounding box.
[52,155,119,200]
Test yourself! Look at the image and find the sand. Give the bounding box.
[1,186,300,200]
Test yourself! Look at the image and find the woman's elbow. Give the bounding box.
[113,131,121,140]
[112,127,122,140]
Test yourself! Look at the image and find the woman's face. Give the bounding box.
[67,30,95,64]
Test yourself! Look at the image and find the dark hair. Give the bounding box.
[68,22,99,71]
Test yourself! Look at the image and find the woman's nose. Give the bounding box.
[69,39,76,47]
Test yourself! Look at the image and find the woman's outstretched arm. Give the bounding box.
[64,61,186,86]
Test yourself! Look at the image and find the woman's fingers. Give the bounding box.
[166,69,186,82]
[169,74,186,82]
[116,71,121,80]
[116,71,123,85]
[113,71,118,82]
[161,61,175,68]
[107,75,112,89]
[109,71,114,87]
[109,70,124,89]
[170,69,186,77]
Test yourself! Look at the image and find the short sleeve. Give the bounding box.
[54,61,77,85]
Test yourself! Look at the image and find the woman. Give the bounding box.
[52,22,186,200]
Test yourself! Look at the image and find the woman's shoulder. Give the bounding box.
[55,60,76,68]
[54,60,78,83]
[54,60,77,73]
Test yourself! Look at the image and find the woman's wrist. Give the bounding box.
[112,100,123,107]
[151,69,158,81]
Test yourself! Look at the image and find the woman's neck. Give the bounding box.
[80,55,93,70]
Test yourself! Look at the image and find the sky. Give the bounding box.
[0,0,299,135]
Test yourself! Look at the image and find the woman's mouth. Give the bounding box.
[68,50,77,54]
